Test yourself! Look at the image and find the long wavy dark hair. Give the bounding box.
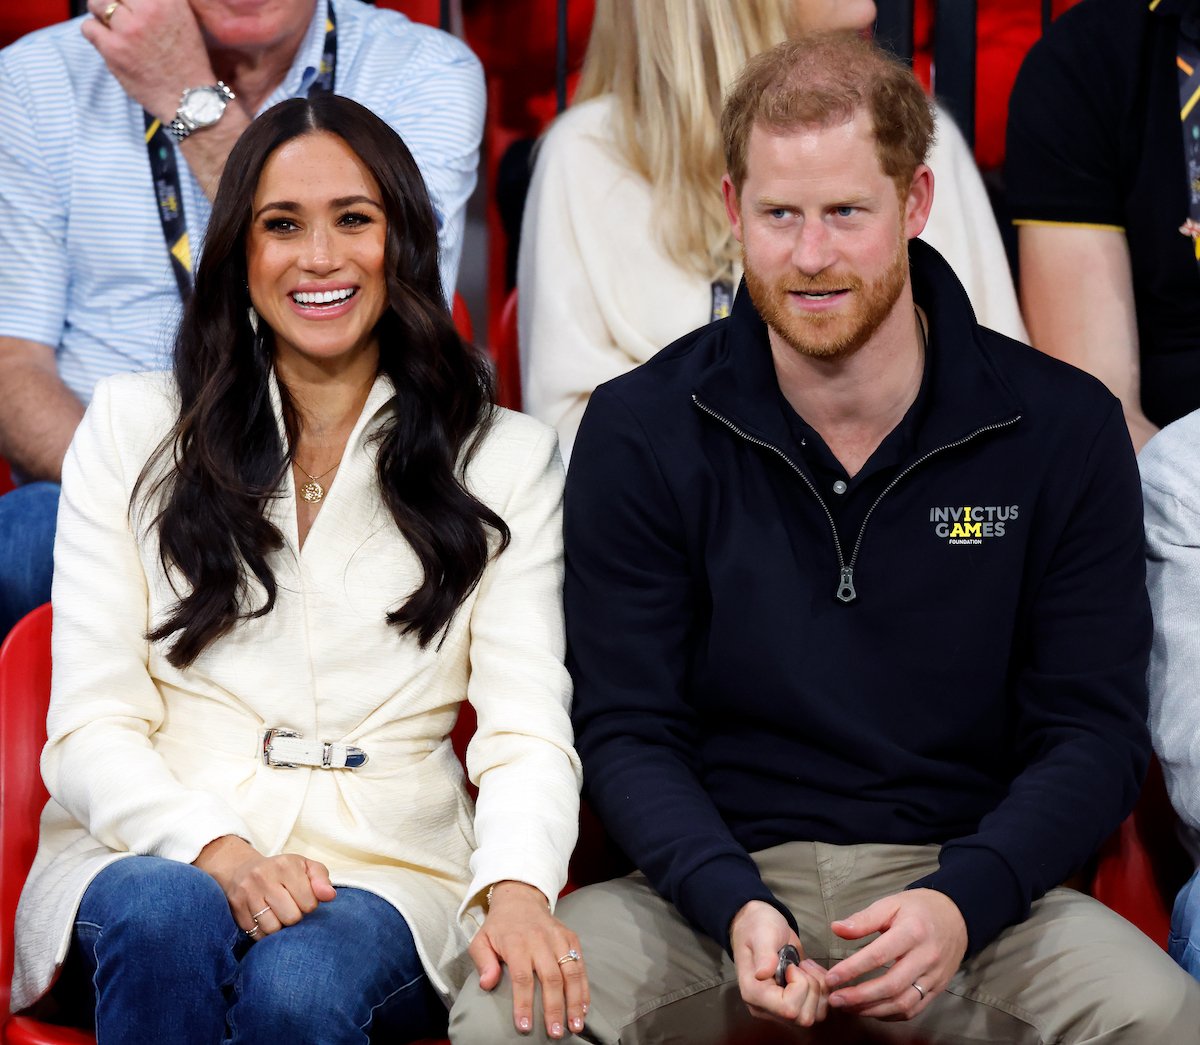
[137,94,509,668]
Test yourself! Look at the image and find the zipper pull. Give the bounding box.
[836,567,857,604]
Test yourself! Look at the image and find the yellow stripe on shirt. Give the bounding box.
[1012,219,1126,233]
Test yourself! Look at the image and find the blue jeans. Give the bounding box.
[66,857,447,1044]
[0,481,58,636]
[1170,867,1200,980]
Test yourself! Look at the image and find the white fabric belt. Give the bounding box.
[261,728,368,770]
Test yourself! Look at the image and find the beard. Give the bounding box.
[743,230,909,361]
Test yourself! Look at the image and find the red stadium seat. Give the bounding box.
[369,0,443,28]
[0,1,69,50]
[492,288,521,412]
[1090,759,1192,949]
[452,291,474,344]
[0,604,93,1044]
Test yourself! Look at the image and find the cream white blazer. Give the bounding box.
[11,371,581,1012]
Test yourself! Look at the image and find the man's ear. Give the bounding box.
[903,164,934,240]
[722,174,744,243]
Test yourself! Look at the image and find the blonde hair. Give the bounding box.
[574,0,794,280]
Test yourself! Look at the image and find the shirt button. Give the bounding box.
[832,480,848,495]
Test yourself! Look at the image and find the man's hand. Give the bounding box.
[730,900,828,1028]
[824,888,967,1021]
[193,834,337,940]
[469,880,589,1039]
[81,0,216,121]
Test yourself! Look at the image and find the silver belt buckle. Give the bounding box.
[262,728,369,770]
[262,727,301,768]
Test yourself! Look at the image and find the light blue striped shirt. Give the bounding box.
[0,0,484,406]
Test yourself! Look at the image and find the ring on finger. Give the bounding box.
[911,981,926,1001]
[245,925,261,939]
[557,948,583,966]
[252,905,272,922]
[99,0,122,26]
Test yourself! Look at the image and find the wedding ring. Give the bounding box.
[100,1,122,26]
[252,905,272,921]
[246,925,261,938]
[911,981,926,1000]
[557,949,582,965]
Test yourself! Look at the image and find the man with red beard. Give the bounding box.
[451,30,1200,1045]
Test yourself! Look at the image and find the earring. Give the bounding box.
[247,306,260,335]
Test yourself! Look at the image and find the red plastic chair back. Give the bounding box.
[370,0,443,27]
[0,604,53,1019]
[0,604,93,1043]
[493,289,521,412]
[451,291,474,344]
[1090,759,1192,948]
[0,1,69,49]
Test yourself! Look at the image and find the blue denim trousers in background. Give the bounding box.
[68,856,447,1044]
[0,482,58,637]
[1170,866,1200,980]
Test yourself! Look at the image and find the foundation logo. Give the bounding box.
[930,505,1019,545]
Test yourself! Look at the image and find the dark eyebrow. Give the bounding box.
[253,200,300,220]
[331,195,383,210]
[252,195,383,220]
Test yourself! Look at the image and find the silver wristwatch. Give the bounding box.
[167,81,236,142]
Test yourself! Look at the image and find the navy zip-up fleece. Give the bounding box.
[564,240,1151,957]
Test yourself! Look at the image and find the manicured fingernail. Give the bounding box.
[551,1022,563,1037]
[582,1002,589,1014]
[518,1016,531,1032]
[571,1016,583,1031]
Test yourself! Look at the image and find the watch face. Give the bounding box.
[183,87,226,125]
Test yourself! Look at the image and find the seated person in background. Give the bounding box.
[10,94,583,1045]
[0,0,484,636]
[519,0,1026,462]
[452,31,1200,1043]
[1007,0,1200,451]
[1142,408,1200,980]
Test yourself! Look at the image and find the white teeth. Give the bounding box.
[292,288,356,305]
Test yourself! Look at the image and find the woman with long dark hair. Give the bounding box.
[11,95,585,1044]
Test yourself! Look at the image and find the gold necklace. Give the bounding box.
[293,458,340,504]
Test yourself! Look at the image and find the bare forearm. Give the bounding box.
[177,105,251,199]
[1018,224,1152,448]
[0,338,85,481]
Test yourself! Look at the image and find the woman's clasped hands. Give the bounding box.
[193,835,337,940]
[470,880,590,1039]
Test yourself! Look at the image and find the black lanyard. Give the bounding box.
[144,5,339,299]
[1178,12,1200,266]
[710,278,734,322]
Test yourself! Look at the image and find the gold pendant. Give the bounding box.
[300,480,325,503]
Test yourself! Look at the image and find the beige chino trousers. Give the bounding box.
[449,841,1200,1044]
